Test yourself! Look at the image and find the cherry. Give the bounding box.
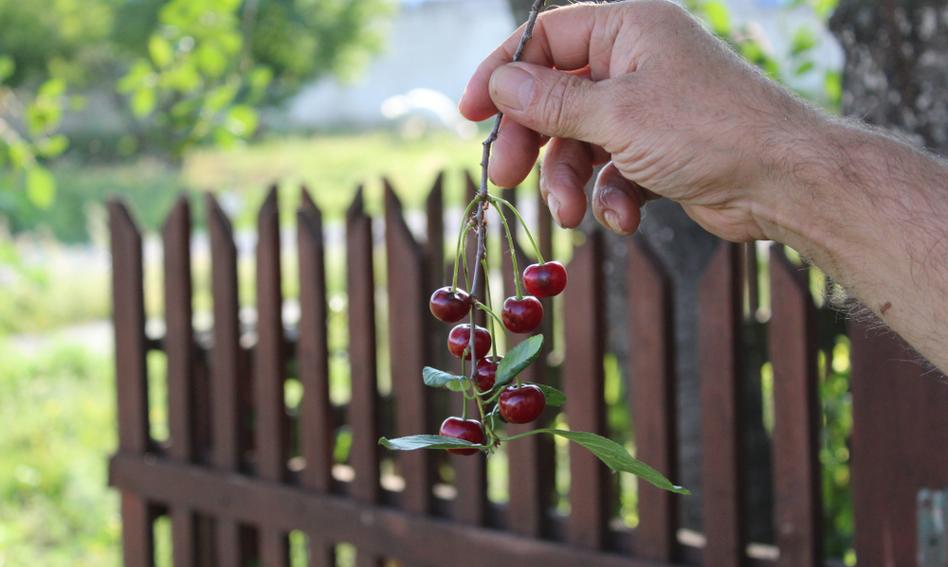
[501,296,543,334]
[498,384,546,424]
[474,356,502,392]
[447,324,491,359]
[523,261,568,298]
[429,286,471,323]
[439,417,485,455]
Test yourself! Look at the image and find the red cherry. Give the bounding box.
[501,296,543,334]
[474,356,502,392]
[439,417,485,455]
[447,324,491,359]
[523,261,568,298]
[429,287,471,323]
[498,384,546,424]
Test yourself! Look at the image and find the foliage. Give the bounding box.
[0,0,391,207]
[0,342,119,566]
[686,0,840,109]
[117,0,391,157]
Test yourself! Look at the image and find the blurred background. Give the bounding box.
[0,0,890,564]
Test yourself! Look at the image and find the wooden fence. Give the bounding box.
[106,173,943,566]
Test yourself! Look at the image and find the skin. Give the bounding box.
[459,0,948,372]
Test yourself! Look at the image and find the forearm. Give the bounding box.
[756,117,948,371]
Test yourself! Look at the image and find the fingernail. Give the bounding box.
[603,210,624,234]
[490,65,534,112]
[547,194,563,227]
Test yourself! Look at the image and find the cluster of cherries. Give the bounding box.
[429,260,568,455]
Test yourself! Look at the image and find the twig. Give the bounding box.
[466,0,547,384]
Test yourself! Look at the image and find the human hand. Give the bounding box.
[459,0,823,241]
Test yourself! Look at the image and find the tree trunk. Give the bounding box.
[829,1,948,563]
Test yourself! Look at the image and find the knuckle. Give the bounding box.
[539,74,583,137]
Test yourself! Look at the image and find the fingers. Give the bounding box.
[489,116,541,188]
[460,3,610,121]
[540,137,594,228]
[488,63,616,147]
[592,162,646,235]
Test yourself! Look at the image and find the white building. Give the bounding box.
[284,0,842,130]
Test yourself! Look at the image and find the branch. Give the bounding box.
[467,0,547,382]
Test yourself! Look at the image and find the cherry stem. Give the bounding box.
[479,258,500,357]
[451,199,479,290]
[491,195,546,264]
[499,427,551,443]
[493,203,524,299]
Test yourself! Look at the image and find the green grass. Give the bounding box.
[3,131,487,245]
[0,342,120,567]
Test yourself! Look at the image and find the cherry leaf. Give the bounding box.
[542,429,689,495]
[422,367,467,392]
[532,384,566,407]
[378,435,484,451]
[496,335,543,386]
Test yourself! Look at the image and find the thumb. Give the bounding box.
[489,62,612,147]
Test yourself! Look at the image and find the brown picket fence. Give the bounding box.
[106,171,941,567]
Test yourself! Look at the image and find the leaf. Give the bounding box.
[0,56,14,83]
[533,384,566,407]
[496,335,543,386]
[543,429,689,495]
[422,367,467,392]
[36,135,69,158]
[149,36,175,68]
[379,435,484,452]
[26,167,56,209]
[131,88,156,118]
[703,1,731,36]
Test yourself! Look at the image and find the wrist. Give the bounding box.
[750,115,880,280]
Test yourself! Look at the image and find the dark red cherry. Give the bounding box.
[523,261,568,298]
[474,356,502,392]
[447,324,491,359]
[501,296,543,334]
[429,286,471,323]
[498,384,546,424]
[439,417,486,455]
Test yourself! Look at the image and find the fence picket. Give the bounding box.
[205,195,247,565]
[698,241,746,566]
[297,189,337,567]
[564,230,608,549]
[501,190,554,538]
[346,188,384,567]
[384,182,434,515]
[768,245,822,566]
[162,197,199,567]
[627,237,678,561]
[255,187,290,565]
[109,200,155,566]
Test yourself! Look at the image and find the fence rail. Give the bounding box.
[107,172,936,566]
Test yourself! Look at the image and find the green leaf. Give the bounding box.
[543,429,689,495]
[226,105,258,137]
[0,56,15,83]
[533,384,566,407]
[703,1,731,35]
[496,335,543,386]
[422,367,467,392]
[379,435,484,451]
[149,36,175,68]
[36,135,69,158]
[131,88,156,118]
[26,167,56,209]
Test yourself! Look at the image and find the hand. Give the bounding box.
[459,0,821,242]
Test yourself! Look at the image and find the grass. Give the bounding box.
[0,342,119,567]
